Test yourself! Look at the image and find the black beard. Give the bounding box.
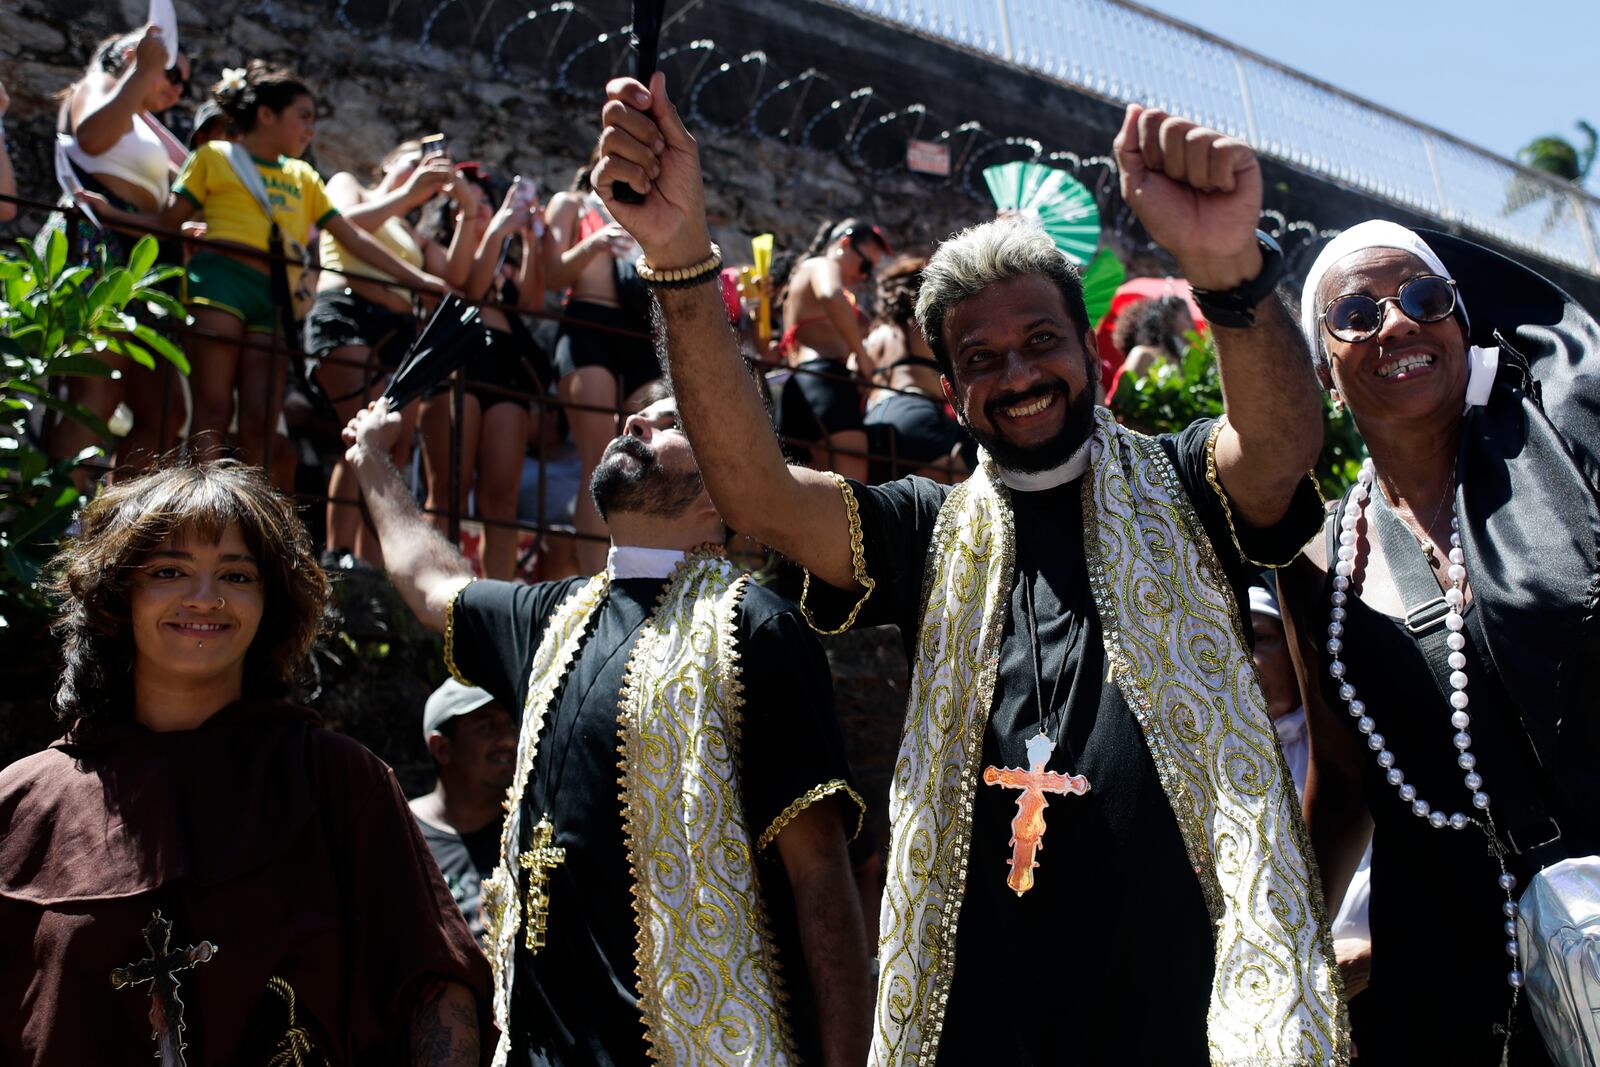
[590,435,705,521]
[960,381,1096,473]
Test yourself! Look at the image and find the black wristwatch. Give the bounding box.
[1189,230,1285,329]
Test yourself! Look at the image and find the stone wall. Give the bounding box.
[0,0,989,261]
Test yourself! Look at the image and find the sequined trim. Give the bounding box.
[441,576,478,685]
[755,779,867,853]
[870,455,1014,1067]
[1202,414,1323,570]
[483,572,610,1067]
[1083,411,1348,1064]
[618,551,796,1065]
[798,471,877,635]
[1151,430,1351,1061]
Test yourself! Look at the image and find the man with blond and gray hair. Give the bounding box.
[593,72,1351,1065]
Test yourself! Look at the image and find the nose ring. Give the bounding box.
[216,596,227,609]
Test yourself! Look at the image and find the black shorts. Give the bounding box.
[864,392,964,482]
[553,300,659,400]
[776,358,865,462]
[429,327,542,412]
[775,359,866,467]
[302,288,417,367]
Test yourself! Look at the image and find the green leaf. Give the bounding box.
[48,353,118,377]
[87,271,134,316]
[102,335,156,370]
[54,265,95,293]
[126,235,159,278]
[6,382,114,440]
[0,259,24,281]
[140,291,188,321]
[8,484,80,544]
[18,448,46,484]
[13,238,45,283]
[135,265,185,289]
[3,545,41,593]
[130,324,189,373]
[44,228,66,284]
[4,270,35,307]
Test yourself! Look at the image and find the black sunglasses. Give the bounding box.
[164,66,189,88]
[1321,274,1458,343]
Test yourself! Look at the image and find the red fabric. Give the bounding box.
[1096,278,1207,395]
[0,701,493,1064]
[577,204,607,242]
[719,268,743,323]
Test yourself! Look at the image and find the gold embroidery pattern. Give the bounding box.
[442,576,478,685]
[1083,409,1348,1065]
[618,553,796,1066]
[870,460,1015,1067]
[1202,415,1324,570]
[483,572,611,1067]
[755,779,867,854]
[263,976,317,1067]
[798,471,877,635]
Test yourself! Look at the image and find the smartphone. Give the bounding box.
[420,133,449,160]
[511,175,538,210]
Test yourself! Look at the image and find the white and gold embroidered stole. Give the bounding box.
[618,554,795,1066]
[481,556,792,1067]
[871,409,1348,1067]
[483,571,611,1067]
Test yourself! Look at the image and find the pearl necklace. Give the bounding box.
[1328,459,1524,996]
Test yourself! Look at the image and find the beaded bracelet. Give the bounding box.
[635,243,722,288]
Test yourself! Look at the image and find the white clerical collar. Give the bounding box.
[994,440,1091,492]
[606,545,686,580]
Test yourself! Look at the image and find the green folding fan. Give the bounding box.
[983,161,1101,267]
[1079,247,1126,328]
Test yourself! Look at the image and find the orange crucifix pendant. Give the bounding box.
[982,733,1090,896]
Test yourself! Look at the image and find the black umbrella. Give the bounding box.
[611,0,668,206]
[383,295,482,410]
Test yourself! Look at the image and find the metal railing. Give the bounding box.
[1,192,964,584]
[825,0,1600,278]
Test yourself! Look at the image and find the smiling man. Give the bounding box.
[411,680,518,948]
[345,388,872,1067]
[593,75,1348,1065]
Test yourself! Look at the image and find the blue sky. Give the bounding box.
[1135,0,1597,187]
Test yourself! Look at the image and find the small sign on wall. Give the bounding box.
[907,139,951,176]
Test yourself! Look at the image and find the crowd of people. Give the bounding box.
[0,25,1076,586]
[1,18,1596,1067]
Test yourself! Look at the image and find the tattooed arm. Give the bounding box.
[410,978,481,1066]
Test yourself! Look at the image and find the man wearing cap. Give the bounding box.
[411,680,517,948]
[344,390,872,1067]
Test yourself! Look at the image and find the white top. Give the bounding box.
[1278,706,1372,942]
[64,112,171,205]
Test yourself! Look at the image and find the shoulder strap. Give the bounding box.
[1367,498,1453,636]
[219,142,277,220]
[1369,495,1568,871]
[217,143,302,348]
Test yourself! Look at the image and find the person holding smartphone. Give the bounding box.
[305,137,477,567]
[543,145,662,574]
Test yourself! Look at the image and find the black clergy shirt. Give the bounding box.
[804,418,1324,1064]
[450,575,860,1067]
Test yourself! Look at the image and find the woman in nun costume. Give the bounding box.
[1277,220,1600,1065]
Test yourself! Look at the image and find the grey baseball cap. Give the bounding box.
[423,679,497,743]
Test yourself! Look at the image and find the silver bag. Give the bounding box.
[1518,856,1600,1067]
